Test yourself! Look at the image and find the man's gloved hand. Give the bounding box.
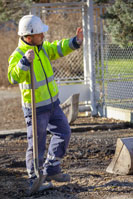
[25,49,35,63]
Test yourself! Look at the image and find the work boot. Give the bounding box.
[46,173,70,182]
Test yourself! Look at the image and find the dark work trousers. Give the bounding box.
[25,105,71,179]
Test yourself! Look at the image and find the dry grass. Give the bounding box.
[0,22,18,87]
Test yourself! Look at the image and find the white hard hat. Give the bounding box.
[18,15,48,36]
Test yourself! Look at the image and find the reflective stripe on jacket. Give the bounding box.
[8,37,77,109]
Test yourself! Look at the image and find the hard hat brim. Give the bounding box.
[42,24,49,32]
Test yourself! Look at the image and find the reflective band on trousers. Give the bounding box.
[46,154,61,161]
[45,159,61,166]
[22,94,58,108]
[50,160,60,166]
[19,75,55,89]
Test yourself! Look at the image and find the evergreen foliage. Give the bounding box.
[0,0,32,23]
[101,0,133,47]
[93,0,110,4]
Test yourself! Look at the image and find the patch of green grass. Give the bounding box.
[96,59,133,80]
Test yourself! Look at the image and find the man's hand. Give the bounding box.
[76,27,83,45]
[25,49,35,63]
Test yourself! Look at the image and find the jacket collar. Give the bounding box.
[18,38,43,52]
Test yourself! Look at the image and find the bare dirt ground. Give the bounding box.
[1,87,133,199]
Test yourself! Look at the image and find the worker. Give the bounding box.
[8,15,83,190]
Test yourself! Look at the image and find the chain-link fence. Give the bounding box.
[93,5,133,110]
[103,42,133,110]
[31,2,83,83]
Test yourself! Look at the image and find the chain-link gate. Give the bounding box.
[30,1,133,117]
[37,3,83,82]
[30,1,97,114]
[93,4,133,116]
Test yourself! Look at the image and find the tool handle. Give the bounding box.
[30,62,39,177]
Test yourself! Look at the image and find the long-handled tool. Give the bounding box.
[29,62,46,194]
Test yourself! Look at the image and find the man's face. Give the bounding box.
[28,33,44,45]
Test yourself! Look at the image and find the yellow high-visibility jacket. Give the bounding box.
[8,37,77,109]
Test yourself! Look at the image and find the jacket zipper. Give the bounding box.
[34,49,54,106]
